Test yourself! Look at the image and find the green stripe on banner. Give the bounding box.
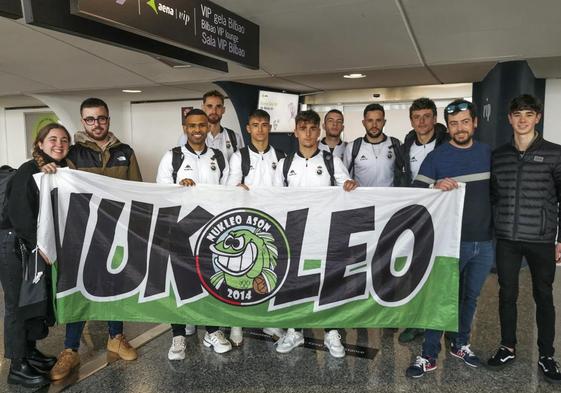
[53,256,459,332]
[303,259,321,270]
[111,246,124,270]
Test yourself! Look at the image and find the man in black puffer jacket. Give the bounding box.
[489,94,561,384]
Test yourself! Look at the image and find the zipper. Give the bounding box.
[512,153,524,240]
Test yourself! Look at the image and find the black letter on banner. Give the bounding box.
[272,209,320,306]
[82,199,153,297]
[51,190,92,293]
[319,206,374,306]
[144,205,213,301]
[371,204,434,303]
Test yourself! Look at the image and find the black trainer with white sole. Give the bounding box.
[487,346,516,369]
[539,356,561,384]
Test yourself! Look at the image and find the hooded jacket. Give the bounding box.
[67,131,142,181]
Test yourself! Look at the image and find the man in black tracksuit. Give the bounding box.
[489,94,561,384]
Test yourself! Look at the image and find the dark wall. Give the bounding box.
[472,61,545,150]
[215,81,299,154]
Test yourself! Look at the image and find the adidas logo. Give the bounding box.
[184,165,192,170]
[360,155,367,160]
[289,170,296,176]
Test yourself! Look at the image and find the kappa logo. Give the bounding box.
[195,209,290,306]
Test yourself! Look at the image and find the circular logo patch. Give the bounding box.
[195,208,290,306]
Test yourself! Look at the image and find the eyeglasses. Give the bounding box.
[445,102,470,114]
[83,116,109,125]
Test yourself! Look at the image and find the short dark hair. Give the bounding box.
[248,109,270,122]
[363,103,385,117]
[410,97,437,118]
[80,97,109,115]
[444,99,477,124]
[203,90,225,104]
[184,108,208,121]
[509,94,543,114]
[295,110,320,126]
[324,109,344,121]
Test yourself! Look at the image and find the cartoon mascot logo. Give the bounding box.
[195,209,290,306]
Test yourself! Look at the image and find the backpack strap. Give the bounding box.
[322,151,336,186]
[225,128,238,152]
[211,148,226,180]
[171,146,184,184]
[274,148,286,161]
[349,137,363,176]
[240,147,250,184]
[282,153,295,187]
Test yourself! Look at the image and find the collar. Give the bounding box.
[296,148,321,159]
[248,143,271,154]
[414,132,437,146]
[320,137,343,146]
[363,134,388,145]
[184,143,208,155]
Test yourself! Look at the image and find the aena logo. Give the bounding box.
[146,0,158,14]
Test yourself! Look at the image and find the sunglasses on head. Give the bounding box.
[445,102,470,114]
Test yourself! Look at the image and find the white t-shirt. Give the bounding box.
[318,138,347,160]
[227,145,283,187]
[343,135,397,187]
[156,144,229,185]
[273,150,351,187]
[409,139,436,181]
[178,126,244,162]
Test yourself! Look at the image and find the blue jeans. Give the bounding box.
[422,240,494,358]
[64,321,123,350]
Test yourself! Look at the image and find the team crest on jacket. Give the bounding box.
[272,162,277,170]
[226,141,232,149]
[316,166,323,175]
[195,209,290,306]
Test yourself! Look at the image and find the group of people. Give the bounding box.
[0,89,560,388]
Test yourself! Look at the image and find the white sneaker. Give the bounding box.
[275,328,304,353]
[184,325,196,336]
[203,330,232,354]
[263,328,285,339]
[230,327,243,346]
[168,336,186,360]
[324,330,345,358]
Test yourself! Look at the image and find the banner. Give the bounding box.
[37,169,464,331]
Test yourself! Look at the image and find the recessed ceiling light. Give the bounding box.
[122,89,142,93]
[173,64,192,69]
[343,73,366,79]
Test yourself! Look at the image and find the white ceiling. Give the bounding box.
[1,0,561,101]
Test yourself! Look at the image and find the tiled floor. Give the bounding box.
[1,268,560,392]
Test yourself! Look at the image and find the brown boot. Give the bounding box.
[50,349,80,381]
[107,334,137,361]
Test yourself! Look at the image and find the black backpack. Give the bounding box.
[0,165,16,229]
[171,147,225,183]
[240,146,285,184]
[225,128,238,152]
[282,151,335,186]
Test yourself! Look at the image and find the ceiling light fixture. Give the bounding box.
[122,89,142,93]
[173,64,192,69]
[343,73,366,79]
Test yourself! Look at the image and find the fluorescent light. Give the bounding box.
[122,89,142,93]
[173,64,192,69]
[343,73,366,79]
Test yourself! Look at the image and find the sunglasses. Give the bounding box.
[445,102,470,114]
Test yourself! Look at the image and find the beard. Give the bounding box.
[208,114,221,124]
[366,127,383,139]
[452,132,472,145]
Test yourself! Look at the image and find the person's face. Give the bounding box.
[183,114,209,145]
[410,109,437,136]
[38,128,70,161]
[508,109,541,137]
[323,112,344,138]
[246,116,271,144]
[202,96,225,125]
[294,120,320,149]
[447,110,477,146]
[362,110,386,139]
[81,106,110,141]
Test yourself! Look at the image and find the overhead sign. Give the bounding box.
[70,0,259,69]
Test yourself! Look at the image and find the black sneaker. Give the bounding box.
[538,356,561,384]
[487,346,516,369]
